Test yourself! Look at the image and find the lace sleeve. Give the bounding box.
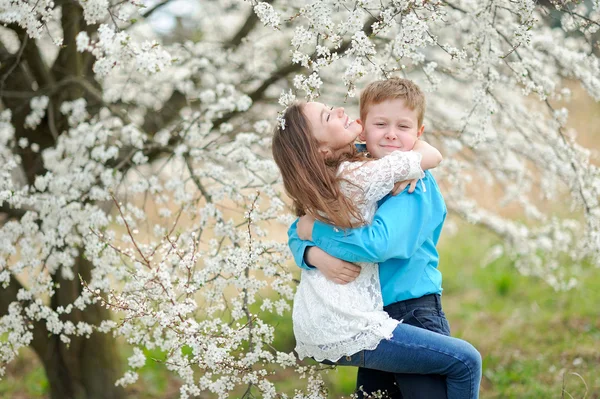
[339,150,424,205]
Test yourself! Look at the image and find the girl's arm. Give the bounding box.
[412,140,443,171]
[342,150,425,205]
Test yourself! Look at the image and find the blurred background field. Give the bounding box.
[1,85,598,398]
[2,220,599,398]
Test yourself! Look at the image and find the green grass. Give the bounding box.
[2,221,598,398]
[438,222,599,399]
[0,349,48,398]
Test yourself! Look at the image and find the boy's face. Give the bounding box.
[360,99,424,159]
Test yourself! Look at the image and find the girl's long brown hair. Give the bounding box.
[272,102,366,229]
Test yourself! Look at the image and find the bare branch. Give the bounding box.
[443,1,468,14]
[1,24,55,91]
[123,0,174,30]
[0,33,28,97]
[141,90,188,133]
[185,155,213,203]
[141,0,173,20]
[225,0,275,50]
[0,203,27,223]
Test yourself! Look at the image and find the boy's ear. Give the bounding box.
[417,124,425,138]
[357,119,366,142]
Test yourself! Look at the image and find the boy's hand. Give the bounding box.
[305,247,361,284]
[392,179,418,195]
[298,215,315,241]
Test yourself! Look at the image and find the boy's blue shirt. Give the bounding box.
[287,170,447,306]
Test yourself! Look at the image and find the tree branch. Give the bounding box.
[212,18,369,130]
[116,18,376,173]
[123,0,175,30]
[1,24,55,91]
[185,155,212,203]
[0,204,27,223]
[141,90,187,133]
[0,32,28,97]
[443,1,468,14]
[225,0,275,50]
[51,1,84,82]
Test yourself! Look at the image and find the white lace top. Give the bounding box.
[293,150,425,362]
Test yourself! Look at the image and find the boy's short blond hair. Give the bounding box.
[360,77,426,127]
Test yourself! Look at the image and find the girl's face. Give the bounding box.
[303,102,362,157]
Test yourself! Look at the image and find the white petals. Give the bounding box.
[0,0,599,397]
[253,2,281,29]
[26,96,49,130]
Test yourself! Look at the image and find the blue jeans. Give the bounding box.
[334,295,481,399]
[358,294,452,399]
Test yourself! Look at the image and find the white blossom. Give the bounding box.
[24,96,49,129]
[0,1,599,397]
[253,2,281,29]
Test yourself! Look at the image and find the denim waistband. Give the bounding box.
[383,294,442,314]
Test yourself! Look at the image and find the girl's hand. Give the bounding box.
[298,215,315,241]
[392,179,419,195]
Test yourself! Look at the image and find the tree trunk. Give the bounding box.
[36,320,125,399]
[0,260,125,399]
[0,2,127,396]
[44,256,125,399]
[1,34,125,399]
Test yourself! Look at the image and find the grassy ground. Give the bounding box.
[2,220,598,398]
[439,222,599,399]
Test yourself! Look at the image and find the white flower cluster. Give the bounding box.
[294,72,323,98]
[60,98,89,126]
[24,96,49,129]
[0,0,599,396]
[78,25,172,78]
[0,0,55,39]
[0,110,15,147]
[277,90,297,130]
[253,1,281,29]
[78,0,109,24]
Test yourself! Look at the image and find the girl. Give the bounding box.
[272,102,481,399]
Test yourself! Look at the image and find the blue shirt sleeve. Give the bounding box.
[311,186,433,263]
[288,219,316,270]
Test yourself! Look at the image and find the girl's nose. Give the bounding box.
[385,132,397,140]
[336,107,345,117]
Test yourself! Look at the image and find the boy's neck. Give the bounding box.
[355,143,379,159]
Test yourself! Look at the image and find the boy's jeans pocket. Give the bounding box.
[403,308,451,336]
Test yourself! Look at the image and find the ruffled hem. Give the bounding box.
[295,318,400,362]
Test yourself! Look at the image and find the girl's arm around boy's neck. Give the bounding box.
[412,140,442,171]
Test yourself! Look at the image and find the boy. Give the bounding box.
[289,78,450,399]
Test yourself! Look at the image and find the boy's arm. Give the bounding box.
[288,220,361,283]
[309,187,434,263]
[288,219,314,270]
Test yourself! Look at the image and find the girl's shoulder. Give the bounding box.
[337,158,370,176]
